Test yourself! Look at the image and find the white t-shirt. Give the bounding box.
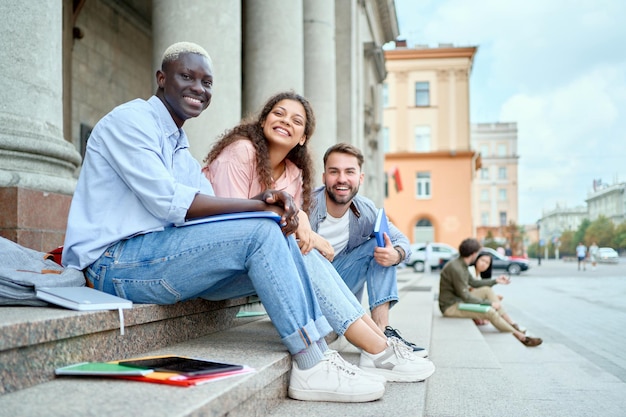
[318,211,350,255]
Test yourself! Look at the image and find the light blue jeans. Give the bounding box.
[85,218,332,355]
[301,249,366,335]
[332,238,399,311]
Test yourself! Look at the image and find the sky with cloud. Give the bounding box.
[393,0,626,224]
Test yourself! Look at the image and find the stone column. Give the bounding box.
[243,0,304,115]
[0,0,81,195]
[303,0,336,184]
[152,0,242,162]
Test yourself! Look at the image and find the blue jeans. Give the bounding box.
[302,250,365,335]
[332,238,399,311]
[85,218,332,355]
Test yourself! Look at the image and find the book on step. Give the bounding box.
[458,303,492,313]
[55,362,152,376]
[55,354,255,387]
[373,208,390,247]
[36,286,132,311]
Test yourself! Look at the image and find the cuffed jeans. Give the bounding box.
[332,238,399,312]
[85,218,332,355]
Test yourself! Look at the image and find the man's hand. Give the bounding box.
[373,233,402,267]
[495,275,511,285]
[254,190,299,236]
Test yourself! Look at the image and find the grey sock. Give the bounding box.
[316,338,329,353]
[293,343,325,370]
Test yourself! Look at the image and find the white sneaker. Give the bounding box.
[359,337,436,382]
[289,350,386,402]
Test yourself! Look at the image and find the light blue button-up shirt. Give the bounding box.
[63,96,214,270]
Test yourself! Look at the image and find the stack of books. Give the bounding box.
[55,355,254,387]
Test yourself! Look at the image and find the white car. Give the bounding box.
[405,242,458,273]
[597,247,619,263]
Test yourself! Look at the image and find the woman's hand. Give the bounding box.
[312,233,335,261]
[295,211,334,260]
[295,211,315,254]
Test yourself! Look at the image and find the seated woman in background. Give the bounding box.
[468,252,501,325]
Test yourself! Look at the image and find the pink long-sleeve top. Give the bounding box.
[203,139,303,207]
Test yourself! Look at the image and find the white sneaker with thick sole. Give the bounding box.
[289,350,386,402]
[359,337,436,382]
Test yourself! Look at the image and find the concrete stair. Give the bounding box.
[0,271,459,417]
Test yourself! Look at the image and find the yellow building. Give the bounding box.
[383,43,479,246]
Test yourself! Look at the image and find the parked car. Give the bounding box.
[597,247,619,263]
[405,242,458,273]
[479,247,530,275]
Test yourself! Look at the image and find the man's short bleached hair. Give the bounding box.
[161,42,212,69]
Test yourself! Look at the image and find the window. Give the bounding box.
[480,144,489,157]
[481,212,489,226]
[498,167,507,179]
[499,189,507,201]
[382,83,389,108]
[415,82,430,106]
[383,127,390,153]
[416,172,431,198]
[499,211,507,226]
[480,168,489,179]
[497,144,507,157]
[414,126,431,152]
[480,189,489,201]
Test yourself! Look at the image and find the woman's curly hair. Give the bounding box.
[204,91,316,213]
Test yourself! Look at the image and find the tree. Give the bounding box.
[559,230,576,257]
[504,220,524,256]
[612,222,626,253]
[585,215,615,247]
[574,219,591,246]
[483,230,498,250]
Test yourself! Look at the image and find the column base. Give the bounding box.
[0,187,72,252]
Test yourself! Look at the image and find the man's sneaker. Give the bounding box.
[289,350,386,402]
[359,337,436,382]
[384,326,429,357]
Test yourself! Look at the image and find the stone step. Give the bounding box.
[0,297,259,395]
[0,317,293,417]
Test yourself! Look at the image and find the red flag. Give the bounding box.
[392,166,403,192]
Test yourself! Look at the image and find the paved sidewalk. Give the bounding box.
[420,271,626,417]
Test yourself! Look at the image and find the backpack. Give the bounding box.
[0,237,85,306]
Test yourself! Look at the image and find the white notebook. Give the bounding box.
[36,287,132,311]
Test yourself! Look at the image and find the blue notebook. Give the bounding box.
[373,208,389,247]
[175,211,282,227]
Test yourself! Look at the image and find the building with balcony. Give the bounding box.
[382,42,479,246]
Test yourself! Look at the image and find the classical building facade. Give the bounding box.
[538,204,588,243]
[586,182,626,225]
[0,0,398,251]
[471,122,520,243]
[382,43,479,246]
